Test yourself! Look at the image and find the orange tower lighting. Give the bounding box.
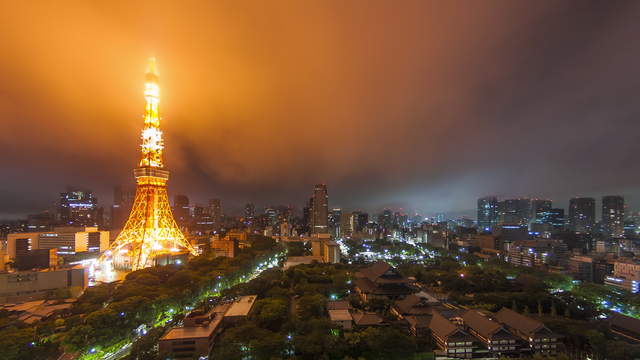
[100,58,197,272]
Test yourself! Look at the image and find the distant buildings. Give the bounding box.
[568,197,595,234]
[173,194,190,226]
[208,198,222,230]
[111,185,134,230]
[507,239,568,268]
[59,190,102,227]
[602,195,624,238]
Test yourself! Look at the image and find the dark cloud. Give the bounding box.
[1,0,639,218]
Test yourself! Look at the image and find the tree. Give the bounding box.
[298,294,326,319]
[252,298,288,331]
[360,327,416,360]
[551,301,557,317]
[537,300,543,317]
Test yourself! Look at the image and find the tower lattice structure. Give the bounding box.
[102,59,197,271]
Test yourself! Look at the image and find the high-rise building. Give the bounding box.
[311,184,329,234]
[244,203,255,225]
[548,208,565,233]
[329,208,342,237]
[531,199,552,224]
[477,196,499,232]
[499,198,531,226]
[379,209,394,231]
[339,212,352,238]
[569,197,595,234]
[208,199,222,229]
[602,195,624,238]
[173,195,190,226]
[350,211,369,233]
[59,190,101,227]
[111,185,134,230]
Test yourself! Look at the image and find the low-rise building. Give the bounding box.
[461,310,521,357]
[607,312,640,343]
[493,308,560,355]
[604,259,640,293]
[354,261,416,301]
[507,239,568,268]
[0,266,87,303]
[159,304,229,359]
[430,311,476,359]
[329,309,353,329]
[223,295,257,325]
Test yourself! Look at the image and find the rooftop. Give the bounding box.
[329,309,353,322]
[224,295,257,317]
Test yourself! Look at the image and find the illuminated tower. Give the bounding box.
[101,59,197,271]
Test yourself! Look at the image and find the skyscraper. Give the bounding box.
[208,199,222,229]
[311,184,329,234]
[548,208,565,233]
[244,203,255,224]
[569,197,596,234]
[350,211,369,233]
[602,195,624,238]
[173,195,190,226]
[499,198,531,226]
[329,208,342,237]
[59,190,101,227]
[531,199,552,224]
[111,185,134,229]
[477,196,499,232]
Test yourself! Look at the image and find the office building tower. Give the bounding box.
[477,196,499,232]
[329,208,342,237]
[59,190,100,227]
[569,197,595,234]
[499,198,531,226]
[379,209,394,230]
[311,184,329,234]
[244,203,255,225]
[350,211,369,233]
[548,208,565,233]
[208,199,222,229]
[339,212,352,238]
[111,185,134,229]
[602,195,624,238]
[531,199,552,223]
[173,195,190,226]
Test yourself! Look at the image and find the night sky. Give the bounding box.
[1,1,640,218]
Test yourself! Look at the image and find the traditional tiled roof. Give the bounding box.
[352,311,384,326]
[608,312,640,335]
[463,310,512,339]
[327,300,352,310]
[394,294,433,315]
[494,308,551,337]
[430,311,462,338]
[406,315,432,329]
[328,309,353,322]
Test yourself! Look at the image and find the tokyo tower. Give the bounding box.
[101,58,197,271]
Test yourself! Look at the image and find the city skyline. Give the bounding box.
[2,1,640,218]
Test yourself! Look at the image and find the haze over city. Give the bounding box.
[2,1,640,218]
